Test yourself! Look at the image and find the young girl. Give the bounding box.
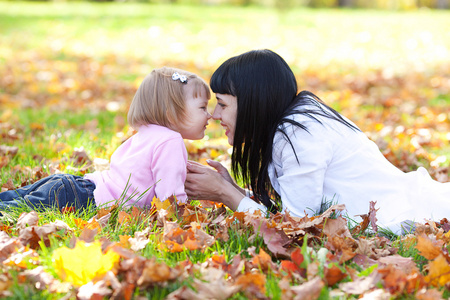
[184,49,450,235]
[0,67,211,211]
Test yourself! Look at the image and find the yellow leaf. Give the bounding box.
[425,254,450,287]
[152,196,171,211]
[52,240,120,286]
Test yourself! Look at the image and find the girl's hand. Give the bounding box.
[185,160,244,211]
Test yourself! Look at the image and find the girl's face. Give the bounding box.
[177,84,211,140]
[212,93,237,146]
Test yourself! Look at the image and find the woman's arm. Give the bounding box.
[185,160,245,211]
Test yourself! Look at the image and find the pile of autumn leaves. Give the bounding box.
[1,199,450,299]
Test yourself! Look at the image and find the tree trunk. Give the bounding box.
[436,0,449,9]
[338,0,353,7]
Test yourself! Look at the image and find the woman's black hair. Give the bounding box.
[210,49,357,213]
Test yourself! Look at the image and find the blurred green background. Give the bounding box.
[0,1,449,185]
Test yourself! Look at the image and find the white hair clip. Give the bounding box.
[172,72,188,83]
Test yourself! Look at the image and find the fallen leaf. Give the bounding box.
[425,254,450,287]
[52,240,120,286]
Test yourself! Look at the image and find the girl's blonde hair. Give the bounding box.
[127,67,211,130]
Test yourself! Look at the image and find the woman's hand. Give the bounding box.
[185,160,245,211]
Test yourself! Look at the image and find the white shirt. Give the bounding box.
[237,100,450,234]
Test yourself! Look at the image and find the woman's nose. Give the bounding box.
[212,107,220,120]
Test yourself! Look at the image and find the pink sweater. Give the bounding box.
[84,124,188,207]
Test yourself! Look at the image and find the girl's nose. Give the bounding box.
[207,112,212,119]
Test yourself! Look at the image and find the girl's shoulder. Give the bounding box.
[138,124,183,140]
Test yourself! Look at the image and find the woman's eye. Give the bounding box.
[218,103,226,108]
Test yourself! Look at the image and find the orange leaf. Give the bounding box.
[416,234,444,260]
[235,273,266,295]
[324,265,347,286]
[281,260,301,274]
[291,248,304,266]
[118,211,131,225]
[251,248,273,271]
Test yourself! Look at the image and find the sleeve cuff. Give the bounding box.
[236,197,267,215]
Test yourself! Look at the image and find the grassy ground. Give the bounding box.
[0,2,450,299]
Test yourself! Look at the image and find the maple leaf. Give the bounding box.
[136,258,180,286]
[248,247,277,272]
[280,276,324,300]
[324,265,347,286]
[280,248,305,277]
[77,279,112,300]
[246,212,290,257]
[152,196,177,219]
[52,240,120,286]
[166,268,239,300]
[19,220,72,249]
[339,270,382,295]
[21,266,71,294]
[425,254,450,287]
[415,233,444,260]
[16,211,39,230]
[235,273,267,299]
[128,227,151,251]
[368,201,379,234]
[162,222,215,253]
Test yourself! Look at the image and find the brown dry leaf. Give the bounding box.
[378,254,419,274]
[368,201,379,234]
[339,270,382,295]
[19,221,72,249]
[323,216,353,239]
[326,234,357,263]
[415,288,444,300]
[425,254,450,287]
[78,227,99,243]
[0,232,24,262]
[166,268,239,300]
[16,211,39,230]
[77,280,112,300]
[0,272,12,293]
[282,277,324,300]
[351,213,370,235]
[129,227,151,252]
[415,233,444,260]
[246,212,290,257]
[20,266,71,294]
[3,248,39,268]
[136,258,180,287]
[1,178,15,191]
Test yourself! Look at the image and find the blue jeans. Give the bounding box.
[0,174,96,211]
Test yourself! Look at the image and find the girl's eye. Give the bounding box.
[218,103,226,108]
[200,107,207,111]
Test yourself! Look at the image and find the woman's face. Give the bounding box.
[212,93,237,146]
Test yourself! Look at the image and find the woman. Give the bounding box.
[185,49,450,234]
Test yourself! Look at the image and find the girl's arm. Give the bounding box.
[152,138,188,202]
